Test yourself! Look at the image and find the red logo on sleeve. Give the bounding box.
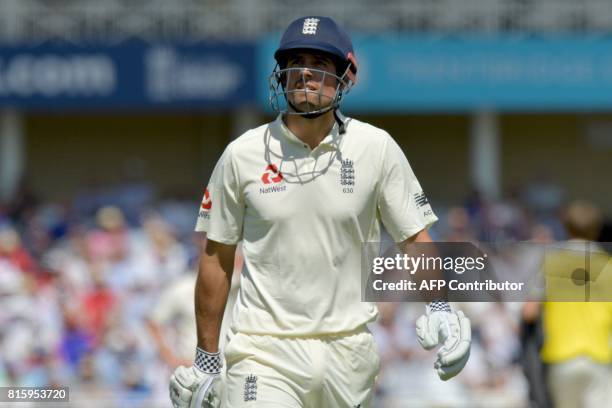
[261,164,283,184]
[201,188,212,210]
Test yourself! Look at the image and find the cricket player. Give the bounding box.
[170,16,471,407]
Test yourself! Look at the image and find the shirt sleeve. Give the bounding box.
[377,135,438,242]
[195,143,244,244]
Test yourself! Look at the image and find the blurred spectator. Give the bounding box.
[0,227,37,275]
[146,241,243,368]
[87,206,129,263]
[81,269,116,345]
[444,206,477,242]
[59,308,93,374]
[147,271,198,369]
[536,201,612,408]
[519,223,555,408]
[139,215,189,285]
[522,174,564,215]
[371,303,414,369]
[520,300,552,408]
[5,180,38,226]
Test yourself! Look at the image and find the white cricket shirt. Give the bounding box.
[196,113,437,336]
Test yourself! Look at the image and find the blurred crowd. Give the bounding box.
[0,178,608,407]
[0,182,202,406]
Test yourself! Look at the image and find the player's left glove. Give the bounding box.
[415,301,471,381]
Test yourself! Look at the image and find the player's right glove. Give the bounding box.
[169,348,224,408]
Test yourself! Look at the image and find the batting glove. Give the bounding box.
[415,301,471,381]
[169,348,224,408]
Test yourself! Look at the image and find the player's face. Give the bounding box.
[284,52,339,111]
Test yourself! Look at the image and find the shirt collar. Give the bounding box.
[274,112,345,150]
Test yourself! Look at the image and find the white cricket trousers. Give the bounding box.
[222,327,380,407]
[547,357,612,408]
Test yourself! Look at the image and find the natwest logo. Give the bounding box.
[261,164,283,185]
[201,188,212,210]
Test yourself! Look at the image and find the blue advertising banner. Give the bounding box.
[258,35,612,112]
[0,42,255,109]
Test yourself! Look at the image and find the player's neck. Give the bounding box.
[283,110,335,150]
